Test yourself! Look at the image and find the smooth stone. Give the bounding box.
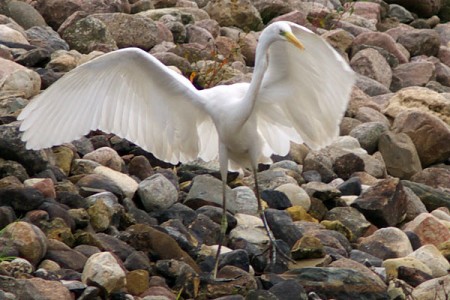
[265,209,303,247]
[408,244,450,278]
[45,239,87,272]
[261,190,292,210]
[403,213,450,247]
[275,183,311,211]
[93,166,138,198]
[402,180,450,211]
[83,147,124,172]
[412,275,450,299]
[358,227,413,260]
[233,186,258,215]
[81,252,126,294]
[138,173,178,212]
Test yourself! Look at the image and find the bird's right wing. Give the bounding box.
[255,22,355,155]
[18,48,218,164]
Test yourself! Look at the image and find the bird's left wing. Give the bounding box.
[255,22,355,155]
[18,48,218,164]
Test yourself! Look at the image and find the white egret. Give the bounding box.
[18,21,355,277]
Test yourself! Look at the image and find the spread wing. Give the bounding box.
[255,22,355,156]
[18,48,218,164]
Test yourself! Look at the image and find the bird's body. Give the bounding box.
[18,21,355,277]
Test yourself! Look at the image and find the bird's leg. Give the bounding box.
[252,167,277,265]
[212,145,229,279]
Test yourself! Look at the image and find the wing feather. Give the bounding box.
[255,22,355,154]
[18,48,217,164]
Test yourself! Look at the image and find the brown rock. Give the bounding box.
[397,29,440,57]
[351,48,392,88]
[351,31,408,63]
[124,224,200,273]
[205,265,258,298]
[45,239,87,272]
[358,227,413,260]
[392,110,450,167]
[391,62,436,92]
[126,269,149,295]
[352,178,407,227]
[410,167,450,190]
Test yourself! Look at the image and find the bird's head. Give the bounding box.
[269,22,305,51]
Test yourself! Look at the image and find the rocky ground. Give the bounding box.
[0,0,450,299]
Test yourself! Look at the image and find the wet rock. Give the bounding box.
[352,177,407,227]
[81,251,126,294]
[261,190,291,210]
[378,131,422,179]
[358,227,413,259]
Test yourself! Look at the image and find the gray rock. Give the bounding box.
[45,239,87,272]
[0,0,46,30]
[26,26,69,52]
[388,4,414,23]
[355,74,392,96]
[324,207,371,242]
[138,173,178,212]
[378,131,422,179]
[349,122,389,154]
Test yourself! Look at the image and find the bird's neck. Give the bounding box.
[235,41,269,127]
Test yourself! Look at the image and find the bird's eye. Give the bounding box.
[279,30,284,36]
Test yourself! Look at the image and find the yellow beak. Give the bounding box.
[284,32,305,50]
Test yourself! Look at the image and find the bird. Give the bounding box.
[18,21,355,278]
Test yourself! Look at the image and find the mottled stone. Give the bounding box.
[403,213,450,247]
[358,227,413,260]
[81,252,126,293]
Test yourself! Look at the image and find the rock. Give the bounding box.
[138,173,178,212]
[123,224,200,273]
[349,249,383,267]
[205,265,258,298]
[403,213,450,246]
[61,15,118,54]
[45,239,87,272]
[0,187,47,212]
[402,180,450,211]
[397,29,440,57]
[280,267,388,299]
[291,235,325,260]
[350,47,392,88]
[185,174,236,212]
[412,275,450,299]
[261,190,291,210]
[83,147,124,172]
[324,207,371,242]
[332,153,365,180]
[275,183,311,211]
[349,122,389,154]
[86,199,113,232]
[128,155,154,180]
[204,0,263,32]
[93,166,138,198]
[24,178,56,199]
[138,7,210,24]
[229,213,270,248]
[351,31,408,64]
[26,26,69,52]
[408,244,450,277]
[358,227,413,259]
[126,269,149,295]
[0,0,47,30]
[268,279,308,300]
[0,58,41,99]
[383,256,433,283]
[388,4,414,23]
[391,61,436,92]
[81,252,126,294]
[354,107,390,126]
[392,110,450,167]
[0,24,28,45]
[0,276,72,299]
[2,221,48,266]
[34,0,130,30]
[410,167,450,190]
[378,131,422,179]
[233,186,258,215]
[90,13,164,50]
[265,209,303,248]
[352,178,407,227]
[0,158,29,182]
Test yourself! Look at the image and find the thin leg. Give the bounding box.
[213,145,229,279]
[252,167,277,264]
